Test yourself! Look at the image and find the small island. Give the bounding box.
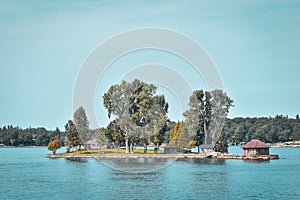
[46,139,279,161]
[45,80,283,161]
[4,79,299,161]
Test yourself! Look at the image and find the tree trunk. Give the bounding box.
[204,121,207,145]
[125,138,130,153]
[144,140,147,154]
[115,144,120,153]
[154,143,159,154]
[130,142,134,154]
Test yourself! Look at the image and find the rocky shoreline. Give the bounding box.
[276,141,300,148]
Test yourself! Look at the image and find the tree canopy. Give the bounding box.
[3,79,300,154]
[47,139,61,154]
[65,120,82,152]
[184,89,233,152]
[103,79,168,153]
[224,116,300,144]
[169,121,190,149]
[0,126,65,147]
[73,106,90,144]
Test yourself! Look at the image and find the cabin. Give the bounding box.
[242,139,270,156]
[200,144,215,153]
[85,135,112,150]
[86,137,100,150]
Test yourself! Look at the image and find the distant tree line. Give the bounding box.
[2,76,299,151]
[0,125,65,146]
[1,115,299,148]
[224,115,300,144]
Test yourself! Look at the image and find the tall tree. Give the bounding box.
[183,90,208,153]
[106,120,125,152]
[209,89,234,145]
[203,91,212,144]
[184,89,233,153]
[103,79,168,153]
[103,80,141,153]
[141,96,168,153]
[65,120,82,152]
[73,106,90,145]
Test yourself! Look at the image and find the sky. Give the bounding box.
[0,0,299,130]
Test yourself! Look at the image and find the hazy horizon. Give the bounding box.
[1,1,299,130]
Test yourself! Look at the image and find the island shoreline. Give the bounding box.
[46,153,279,160]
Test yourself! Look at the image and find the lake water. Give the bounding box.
[0,147,299,200]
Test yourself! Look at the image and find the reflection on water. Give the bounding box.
[96,157,227,173]
[243,159,270,163]
[97,157,177,173]
[178,158,226,165]
[65,158,88,163]
[1,147,300,199]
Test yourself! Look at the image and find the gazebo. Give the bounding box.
[242,139,270,156]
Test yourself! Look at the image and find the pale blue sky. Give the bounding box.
[0,0,299,130]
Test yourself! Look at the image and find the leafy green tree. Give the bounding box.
[183,90,210,152]
[103,80,138,153]
[95,128,108,149]
[106,120,125,152]
[141,98,168,153]
[73,106,90,145]
[47,139,61,154]
[209,89,233,145]
[184,89,233,153]
[162,120,176,144]
[103,79,168,153]
[151,96,169,148]
[233,125,245,144]
[215,129,228,152]
[65,120,82,152]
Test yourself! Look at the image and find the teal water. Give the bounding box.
[0,147,299,200]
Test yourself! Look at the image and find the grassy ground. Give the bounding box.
[62,148,164,154]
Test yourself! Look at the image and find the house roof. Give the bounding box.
[86,137,98,144]
[242,139,270,149]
